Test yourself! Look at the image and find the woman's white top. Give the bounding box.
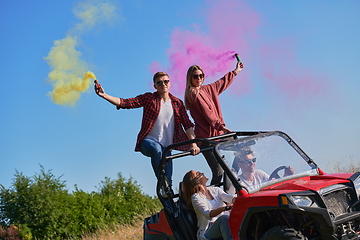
[191,186,234,240]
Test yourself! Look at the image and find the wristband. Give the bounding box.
[225,206,232,211]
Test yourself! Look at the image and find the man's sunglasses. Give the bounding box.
[240,158,256,165]
[192,74,204,79]
[155,80,170,86]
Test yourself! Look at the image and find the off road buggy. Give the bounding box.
[143,131,360,239]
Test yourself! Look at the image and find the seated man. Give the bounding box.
[233,149,269,191]
[229,149,294,193]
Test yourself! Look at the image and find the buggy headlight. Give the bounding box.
[289,196,313,207]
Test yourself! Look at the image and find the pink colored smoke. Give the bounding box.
[150,0,258,96]
[151,0,330,104]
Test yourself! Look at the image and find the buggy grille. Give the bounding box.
[322,189,351,218]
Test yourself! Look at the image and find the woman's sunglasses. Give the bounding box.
[192,74,204,79]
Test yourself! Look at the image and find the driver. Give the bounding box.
[229,149,294,192]
[233,149,269,190]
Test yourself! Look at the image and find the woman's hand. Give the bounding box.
[210,205,232,218]
[222,126,232,134]
[234,62,244,74]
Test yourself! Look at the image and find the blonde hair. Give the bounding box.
[184,65,204,109]
[182,170,203,209]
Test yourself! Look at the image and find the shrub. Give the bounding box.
[0,166,161,239]
[0,225,21,240]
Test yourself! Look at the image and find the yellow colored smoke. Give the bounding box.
[45,0,118,106]
[45,35,96,106]
[72,0,118,34]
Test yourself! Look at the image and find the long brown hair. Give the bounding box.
[182,170,203,208]
[184,65,204,110]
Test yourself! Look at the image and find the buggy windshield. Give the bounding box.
[215,131,319,193]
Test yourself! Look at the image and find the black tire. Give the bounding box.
[260,226,307,240]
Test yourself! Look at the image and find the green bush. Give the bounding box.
[0,165,161,239]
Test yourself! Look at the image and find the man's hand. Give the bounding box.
[94,81,106,98]
[189,143,200,155]
[284,166,294,177]
[185,128,199,155]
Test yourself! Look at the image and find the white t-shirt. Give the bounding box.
[228,169,269,194]
[146,99,175,147]
[239,170,269,191]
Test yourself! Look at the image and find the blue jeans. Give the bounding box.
[204,215,233,240]
[139,138,172,183]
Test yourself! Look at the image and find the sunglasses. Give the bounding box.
[240,158,256,165]
[155,80,170,86]
[195,172,204,178]
[192,74,204,79]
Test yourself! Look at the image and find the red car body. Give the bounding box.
[144,131,360,240]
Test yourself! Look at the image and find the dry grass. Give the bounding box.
[81,221,143,240]
[329,156,360,173]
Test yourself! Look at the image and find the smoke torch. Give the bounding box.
[234,53,242,63]
[94,80,101,89]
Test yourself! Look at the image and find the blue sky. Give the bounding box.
[1,0,359,196]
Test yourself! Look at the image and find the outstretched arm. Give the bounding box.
[94,82,121,107]
[233,62,244,74]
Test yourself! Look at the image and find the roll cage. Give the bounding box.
[156,131,318,214]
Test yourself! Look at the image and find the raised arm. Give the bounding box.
[94,82,121,107]
[233,62,244,74]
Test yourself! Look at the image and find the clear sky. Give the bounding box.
[1,0,359,196]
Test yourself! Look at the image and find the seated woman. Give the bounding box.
[182,170,235,240]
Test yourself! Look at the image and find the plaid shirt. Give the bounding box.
[117,92,194,151]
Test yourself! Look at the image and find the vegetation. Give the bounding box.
[329,156,360,173]
[81,222,143,240]
[1,159,359,240]
[0,166,161,240]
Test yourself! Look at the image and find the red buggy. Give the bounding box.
[143,131,360,239]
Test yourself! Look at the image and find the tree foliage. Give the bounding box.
[0,166,161,239]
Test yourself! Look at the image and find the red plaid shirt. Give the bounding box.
[117,92,194,151]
